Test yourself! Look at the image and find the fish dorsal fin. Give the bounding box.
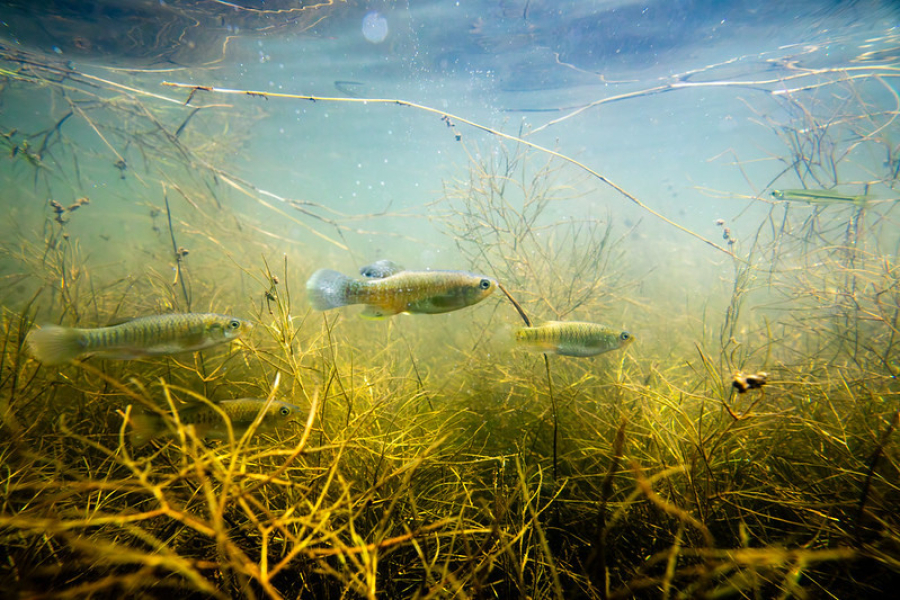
[359,260,404,278]
[540,321,574,328]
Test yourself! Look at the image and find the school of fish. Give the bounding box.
[26,260,635,446]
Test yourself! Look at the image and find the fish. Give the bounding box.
[26,313,252,365]
[515,321,634,357]
[128,398,302,447]
[306,261,497,319]
[771,189,869,205]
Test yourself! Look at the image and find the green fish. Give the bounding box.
[128,398,302,446]
[515,321,634,357]
[306,260,497,319]
[771,189,869,205]
[26,313,252,365]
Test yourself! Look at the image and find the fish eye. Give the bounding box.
[228,319,241,330]
[479,279,491,290]
[620,332,631,341]
[280,407,290,416]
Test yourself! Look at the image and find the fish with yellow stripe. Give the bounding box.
[26,313,252,365]
[128,397,302,447]
[306,260,497,319]
[515,321,634,357]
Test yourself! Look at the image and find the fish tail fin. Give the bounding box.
[26,325,85,365]
[306,269,353,310]
[127,407,162,447]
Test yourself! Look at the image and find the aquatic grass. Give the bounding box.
[3,42,900,600]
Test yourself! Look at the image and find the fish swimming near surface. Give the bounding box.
[515,321,634,357]
[771,189,870,205]
[128,397,302,447]
[306,260,497,319]
[26,313,252,365]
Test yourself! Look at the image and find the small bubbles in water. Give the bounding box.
[362,11,389,44]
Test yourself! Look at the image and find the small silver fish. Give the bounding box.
[128,398,302,447]
[26,313,252,365]
[515,321,634,357]
[306,260,497,319]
